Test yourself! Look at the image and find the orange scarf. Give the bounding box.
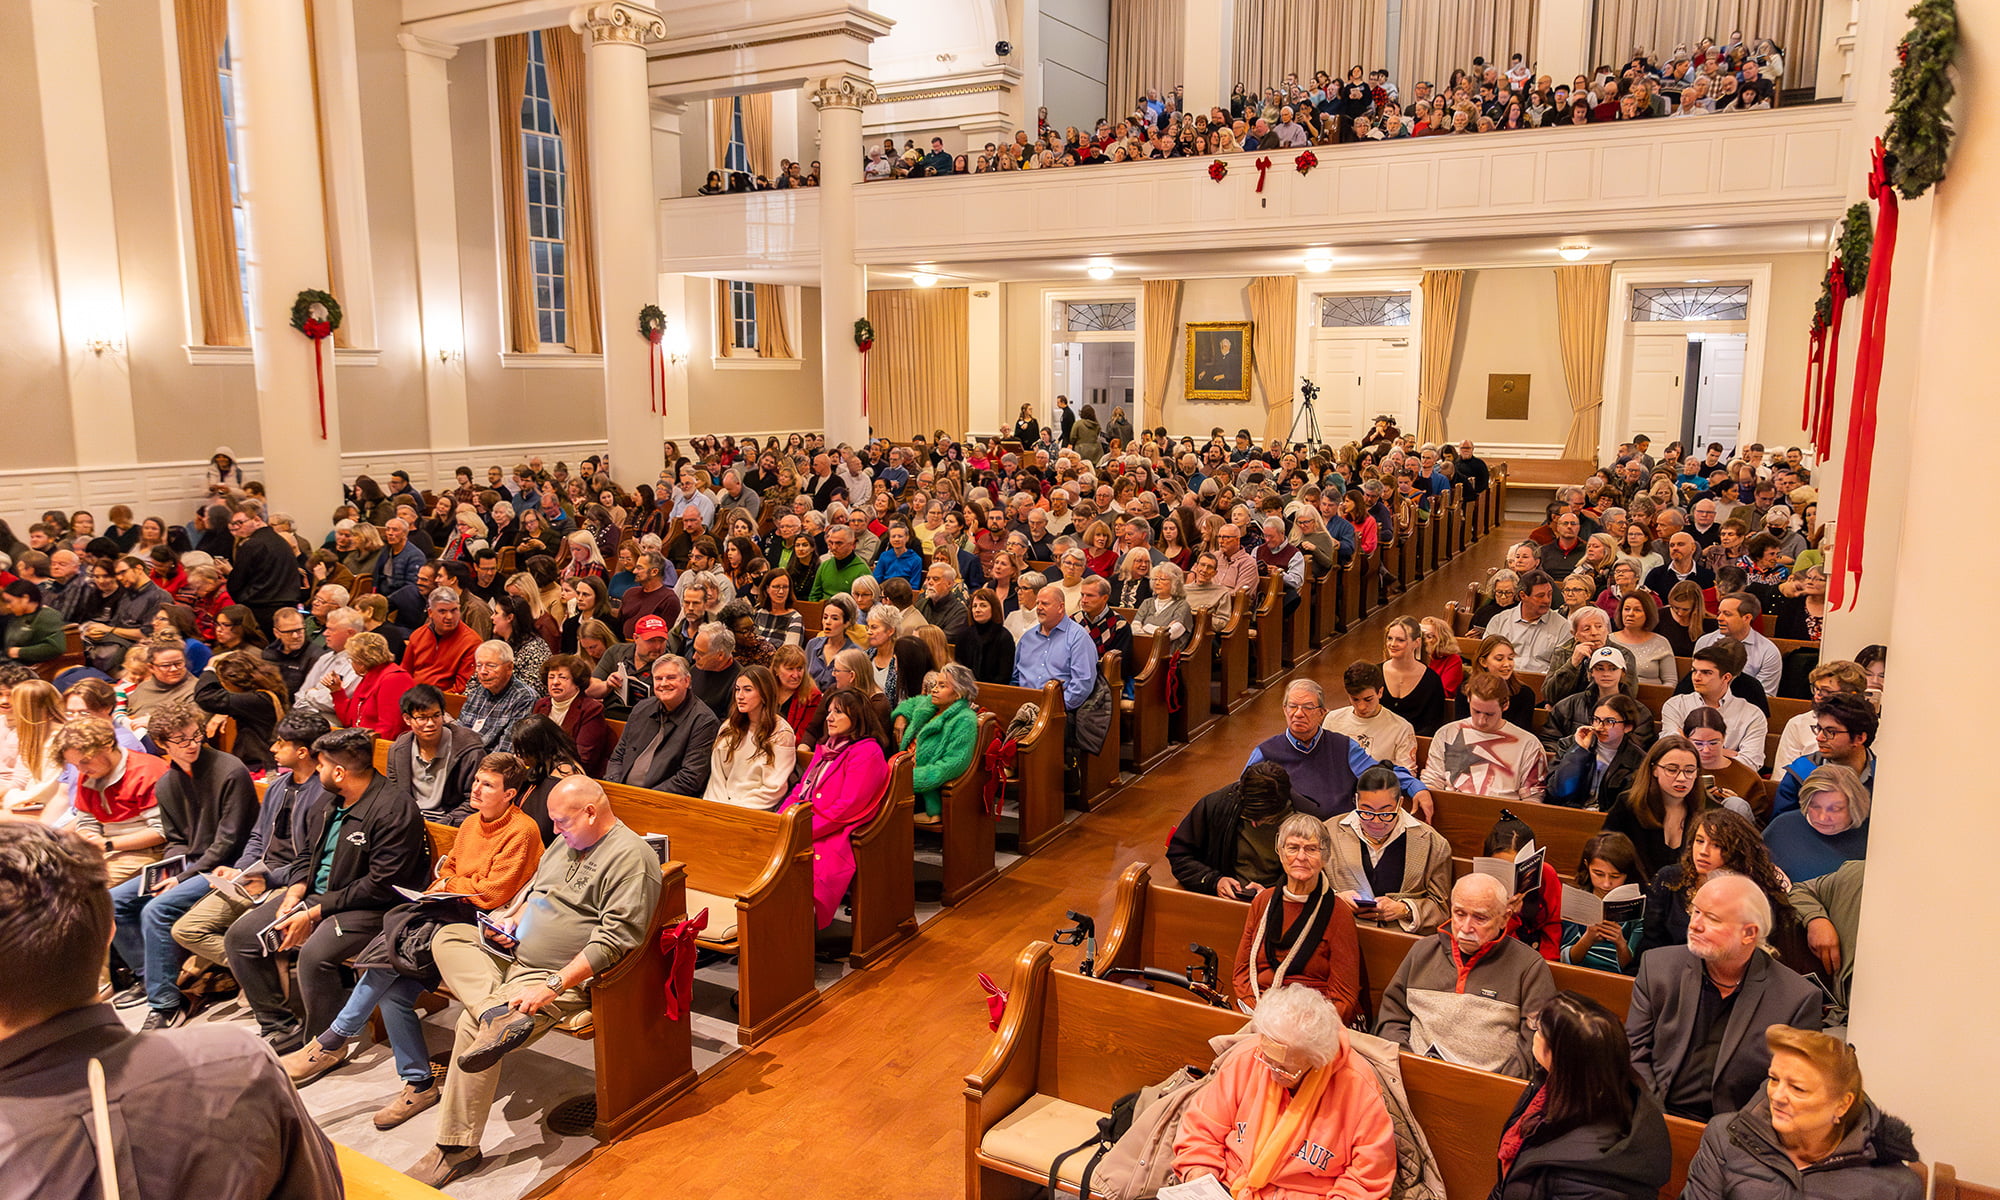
[1234,1060,1331,1199]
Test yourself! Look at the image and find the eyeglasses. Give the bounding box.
[1658,765,1700,779]
[1254,1050,1309,1081]
[1591,716,1628,727]
[158,733,203,747]
[1277,844,1323,860]
[1355,808,1399,823]
[1282,702,1323,713]
[1810,725,1848,738]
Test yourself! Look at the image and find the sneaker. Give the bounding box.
[111,983,150,1010]
[455,1004,536,1073]
[372,1080,441,1130]
[279,1039,349,1086]
[139,1006,189,1031]
[263,1023,307,1055]
[406,1145,483,1188]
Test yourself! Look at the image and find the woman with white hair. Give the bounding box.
[1172,985,1396,1199]
[1542,606,1638,700]
[1231,813,1362,1021]
[1132,563,1194,653]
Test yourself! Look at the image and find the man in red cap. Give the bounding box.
[587,615,670,717]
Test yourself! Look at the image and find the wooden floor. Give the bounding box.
[544,525,1523,1199]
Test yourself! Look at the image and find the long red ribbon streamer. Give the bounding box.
[1829,140,1898,610]
[313,339,327,439]
[1801,324,1823,448]
[1816,267,1847,457]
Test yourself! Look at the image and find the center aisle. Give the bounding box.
[550,526,1522,1199]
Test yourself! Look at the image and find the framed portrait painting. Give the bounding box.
[1184,321,1253,401]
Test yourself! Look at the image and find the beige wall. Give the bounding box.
[0,1,69,470]
[1442,266,1576,448]
[678,277,826,435]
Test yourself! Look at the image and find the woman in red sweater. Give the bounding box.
[329,631,415,740]
[1232,813,1363,1023]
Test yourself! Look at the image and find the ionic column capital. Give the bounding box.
[574,2,664,47]
[809,75,877,112]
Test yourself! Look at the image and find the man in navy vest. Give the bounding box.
[1246,679,1433,820]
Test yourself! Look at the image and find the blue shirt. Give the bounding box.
[666,490,715,527]
[1014,617,1099,709]
[874,546,926,588]
[1244,729,1425,802]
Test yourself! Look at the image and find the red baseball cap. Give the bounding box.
[635,616,669,639]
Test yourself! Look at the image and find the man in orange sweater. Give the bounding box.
[401,587,480,691]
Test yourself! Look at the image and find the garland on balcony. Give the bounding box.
[289,289,342,440]
[1802,204,1871,456]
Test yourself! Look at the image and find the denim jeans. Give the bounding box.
[110,873,213,1011]
[328,968,434,1085]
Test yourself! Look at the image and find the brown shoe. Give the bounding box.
[407,1145,483,1188]
[912,811,943,828]
[280,1039,348,1086]
[455,1005,536,1074]
[373,1080,442,1130]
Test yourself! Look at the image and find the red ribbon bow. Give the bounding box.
[1207,158,1228,182]
[1254,155,1273,192]
[1295,150,1318,175]
[980,736,1018,817]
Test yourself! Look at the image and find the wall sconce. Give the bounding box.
[666,326,690,365]
[86,335,125,357]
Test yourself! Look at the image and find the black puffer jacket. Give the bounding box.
[1490,1079,1671,1200]
[1680,1094,1921,1200]
[1166,782,1276,895]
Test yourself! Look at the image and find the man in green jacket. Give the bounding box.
[3,580,67,663]
[1789,859,1863,1028]
[810,526,871,601]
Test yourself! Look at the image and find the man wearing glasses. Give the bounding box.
[107,701,257,1029]
[125,643,197,733]
[1770,661,1869,771]
[1771,692,1878,820]
[77,555,171,673]
[1246,680,1431,820]
[224,505,304,637]
[385,684,485,825]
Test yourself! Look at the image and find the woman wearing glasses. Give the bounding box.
[1229,813,1362,1022]
[1546,693,1651,812]
[1326,765,1453,936]
[1769,561,1830,641]
[1602,735,1715,876]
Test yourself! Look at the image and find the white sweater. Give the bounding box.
[701,717,799,810]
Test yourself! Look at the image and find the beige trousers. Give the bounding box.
[429,924,587,1148]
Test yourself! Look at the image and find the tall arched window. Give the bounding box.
[217,37,253,324]
[497,27,600,354]
[521,30,567,347]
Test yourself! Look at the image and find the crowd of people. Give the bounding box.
[848,33,1791,183]
[0,407,1912,1195]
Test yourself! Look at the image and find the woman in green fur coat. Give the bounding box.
[893,660,983,827]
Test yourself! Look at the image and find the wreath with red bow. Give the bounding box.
[1207,158,1228,183]
[1294,149,1319,175]
[289,290,341,440]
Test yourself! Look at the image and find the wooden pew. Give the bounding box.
[1076,651,1123,810]
[1358,543,1383,615]
[1280,566,1314,669]
[846,749,918,963]
[978,680,1067,855]
[1395,499,1422,592]
[597,781,817,1045]
[1245,575,1283,691]
[1428,789,1607,879]
[1169,609,1217,744]
[1117,626,1173,774]
[1310,558,1339,644]
[966,938,1703,1200]
[1935,1163,2000,1200]
[934,711,1001,906]
[1337,550,1363,633]
[1211,585,1253,715]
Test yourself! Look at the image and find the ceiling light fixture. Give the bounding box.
[1557,243,1591,262]
[912,271,938,287]
[1302,251,1334,272]
[1086,265,1115,281]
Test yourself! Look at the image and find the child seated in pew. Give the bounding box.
[1482,815,1565,961]
[1559,832,1648,974]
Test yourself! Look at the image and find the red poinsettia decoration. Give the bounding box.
[1294,149,1319,175]
[1207,158,1228,183]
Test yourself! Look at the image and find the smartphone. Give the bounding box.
[1699,774,1716,790]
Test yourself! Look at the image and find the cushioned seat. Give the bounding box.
[686,888,740,944]
[978,1093,1106,1186]
[555,1007,595,1037]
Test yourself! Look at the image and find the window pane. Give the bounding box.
[1319,293,1412,327]
[1063,301,1136,332]
[1629,285,1751,322]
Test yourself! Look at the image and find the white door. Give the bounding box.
[1694,334,1747,450]
[1309,341,1365,442]
[1367,338,1414,436]
[1623,334,1687,446]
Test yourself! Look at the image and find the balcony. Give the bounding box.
[661,103,1854,278]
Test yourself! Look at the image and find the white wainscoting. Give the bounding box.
[1471,442,1569,461]
[659,105,1854,275]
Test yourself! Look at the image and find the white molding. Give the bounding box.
[1598,262,1773,461]
[499,352,605,369]
[1038,283,1144,437]
[710,355,804,370]
[1471,442,1568,460]
[183,345,383,366]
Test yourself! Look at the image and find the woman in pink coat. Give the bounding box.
[779,688,892,928]
[1174,984,1396,1200]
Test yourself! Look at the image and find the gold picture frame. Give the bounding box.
[1184,321,1254,401]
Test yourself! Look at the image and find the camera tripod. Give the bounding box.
[1287,391,1325,452]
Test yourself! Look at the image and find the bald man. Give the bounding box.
[411,777,663,1187]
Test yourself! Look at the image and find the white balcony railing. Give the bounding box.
[661,104,1854,275]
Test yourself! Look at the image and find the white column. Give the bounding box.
[966,282,1003,437]
[399,32,470,451]
[811,75,875,448]
[230,0,342,532]
[1848,4,2000,1174]
[651,100,693,438]
[30,0,138,466]
[577,2,668,483]
[1180,0,1228,113]
[1532,0,1592,82]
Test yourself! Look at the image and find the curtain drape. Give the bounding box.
[1108,0,1183,119]
[495,34,539,353]
[1591,0,1819,91]
[1416,269,1464,445]
[1396,0,1537,103]
[1244,276,1297,442]
[754,284,794,358]
[1141,279,1184,434]
[1232,0,1385,105]
[542,27,600,353]
[743,92,773,179]
[1555,264,1613,459]
[709,98,732,173]
[175,0,247,347]
[865,288,969,442]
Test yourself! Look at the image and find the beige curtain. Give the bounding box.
[1592,0,1819,90]
[754,284,794,358]
[742,92,774,179]
[1555,264,1613,459]
[1232,0,1385,103]
[542,27,600,353]
[1416,269,1464,444]
[1244,276,1296,442]
[495,35,539,353]
[709,98,732,174]
[1141,279,1184,434]
[1108,0,1183,118]
[1396,0,1537,101]
[174,0,246,347]
[866,288,969,442]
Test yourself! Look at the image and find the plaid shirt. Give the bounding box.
[457,675,538,751]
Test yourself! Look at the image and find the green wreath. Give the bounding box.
[289,289,342,338]
[853,317,875,350]
[1813,202,1874,332]
[1884,0,1957,198]
[637,303,667,345]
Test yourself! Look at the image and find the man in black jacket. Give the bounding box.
[222,727,428,1051]
[603,655,718,795]
[1164,762,1297,898]
[108,701,259,1028]
[386,684,485,824]
[226,505,303,634]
